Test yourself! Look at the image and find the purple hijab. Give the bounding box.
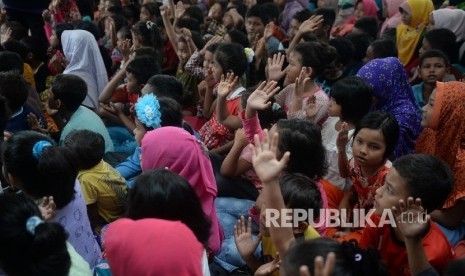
[356,57,422,159]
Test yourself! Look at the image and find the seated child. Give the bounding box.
[360,154,454,275]
[64,129,127,232]
[412,50,448,109]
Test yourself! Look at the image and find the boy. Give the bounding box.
[64,129,127,232]
[412,50,449,109]
[360,154,454,275]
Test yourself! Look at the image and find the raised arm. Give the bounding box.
[216,73,242,129]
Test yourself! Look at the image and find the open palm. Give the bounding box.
[393,198,429,239]
[217,72,238,98]
[247,81,280,110]
[267,53,286,81]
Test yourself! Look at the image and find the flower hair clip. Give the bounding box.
[244,48,254,64]
[135,94,162,129]
[146,21,156,30]
[32,140,52,160]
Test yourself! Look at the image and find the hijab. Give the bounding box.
[396,0,433,65]
[347,0,378,24]
[62,30,108,111]
[106,218,203,276]
[415,82,465,208]
[380,0,404,35]
[357,57,422,159]
[140,126,222,253]
[431,8,465,42]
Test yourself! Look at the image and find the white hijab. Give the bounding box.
[62,30,108,111]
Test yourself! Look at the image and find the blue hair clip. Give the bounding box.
[135,94,162,129]
[32,140,52,160]
[26,216,44,235]
[272,102,281,112]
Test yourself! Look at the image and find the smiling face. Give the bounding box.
[419,57,447,85]
[421,89,436,128]
[352,128,386,169]
[246,16,265,38]
[374,167,409,215]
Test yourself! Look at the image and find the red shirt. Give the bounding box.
[359,214,454,276]
[112,85,139,116]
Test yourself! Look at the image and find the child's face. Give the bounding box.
[374,167,410,215]
[131,31,141,49]
[125,72,142,94]
[116,32,126,49]
[419,57,447,85]
[246,16,265,38]
[134,117,147,146]
[140,6,151,22]
[203,50,214,72]
[208,3,223,21]
[421,89,436,128]
[328,97,342,117]
[177,41,190,65]
[211,55,224,83]
[354,2,364,21]
[352,128,386,168]
[50,30,60,49]
[288,19,301,39]
[284,51,302,86]
[223,11,234,28]
[400,9,412,25]
[418,39,432,57]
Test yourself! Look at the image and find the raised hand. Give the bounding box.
[247,81,280,111]
[200,35,223,56]
[298,15,324,34]
[234,216,261,260]
[38,196,56,221]
[299,252,336,276]
[264,22,275,40]
[42,9,52,23]
[304,95,323,120]
[180,27,192,40]
[217,72,238,99]
[234,128,249,148]
[159,4,169,17]
[267,53,286,81]
[252,130,290,184]
[1,27,12,44]
[336,122,349,152]
[120,39,132,61]
[254,253,281,276]
[295,67,311,97]
[392,197,430,240]
[174,1,186,19]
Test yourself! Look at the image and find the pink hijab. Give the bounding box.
[141,127,222,253]
[380,0,404,35]
[347,0,379,24]
[106,218,203,276]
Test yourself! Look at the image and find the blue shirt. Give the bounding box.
[412,82,425,110]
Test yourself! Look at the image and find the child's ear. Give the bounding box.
[55,99,62,110]
[293,221,309,235]
[305,67,313,78]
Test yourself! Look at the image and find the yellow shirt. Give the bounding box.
[78,160,127,223]
[23,63,36,90]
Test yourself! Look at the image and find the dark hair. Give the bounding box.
[131,21,163,52]
[0,51,24,74]
[0,95,9,132]
[393,154,454,213]
[346,33,373,62]
[2,131,77,209]
[142,2,161,20]
[315,8,336,29]
[126,169,211,246]
[51,74,87,112]
[369,39,397,59]
[1,21,27,41]
[123,4,140,23]
[419,49,450,67]
[0,194,70,276]
[227,29,249,48]
[63,130,104,170]
[158,97,183,129]
[2,39,28,60]
[353,112,399,159]
[354,17,378,39]
[146,75,183,104]
[240,87,287,129]
[21,37,48,62]
[175,17,201,33]
[246,4,271,25]
[227,0,247,18]
[73,20,101,41]
[214,43,248,77]
[0,71,28,112]
[291,42,338,78]
[109,15,129,35]
[206,41,222,54]
[133,46,157,58]
[126,56,161,85]
[277,120,328,179]
[331,76,372,124]
[282,238,387,276]
[329,38,355,66]
[53,23,74,46]
[445,258,465,276]
[190,31,205,50]
[107,5,124,16]
[261,2,280,22]
[293,9,314,23]
[280,174,322,218]
[424,28,458,64]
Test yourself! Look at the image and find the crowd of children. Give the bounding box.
[1,0,465,275]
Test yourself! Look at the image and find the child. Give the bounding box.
[48,74,114,152]
[139,2,159,22]
[321,76,372,191]
[131,20,164,67]
[360,154,454,275]
[335,112,399,239]
[115,94,185,188]
[1,131,102,267]
[0,194,92,275]
[412,50,449,109]
[272,42,336,126]
[64,130,127,232]
[397,0,433,73]
[363,39,398,64]
[21,36,52,94]
[198,43,247,153]
[331,0,378,38]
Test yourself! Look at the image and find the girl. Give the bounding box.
[1,131,102,267]
[198,43,248,153]
[272,42,336,126]
[321,76,372,191]
[416,81,465,246]
[396,0,433,71]
[379,0,404,40]
[0,194,92,275]
[131,20,164,66]
[335,111,399,239]
[140,2,159,22]
[331,0,378,37]
[140,126,222,254]
[357,57,422,159]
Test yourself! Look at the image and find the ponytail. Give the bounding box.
[132,21,163,63]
